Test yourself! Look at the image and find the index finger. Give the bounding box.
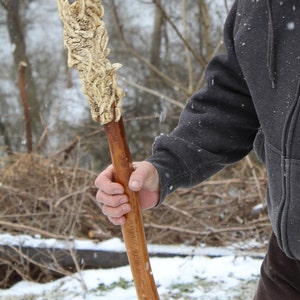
[95,165,124,195]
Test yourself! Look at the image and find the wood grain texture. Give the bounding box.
[104,118,159,300]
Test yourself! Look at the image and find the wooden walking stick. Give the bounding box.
[57,1,160,299]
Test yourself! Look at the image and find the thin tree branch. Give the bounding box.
[0,220,67,239]
[196,38,224,91]
[199,0,212,58]
[18,61,32,153]
[121,77,185,109]
[6,244,72,277]
[0,0,8,10]
[144,222,271,236]
[181,0,194,94]
[153,0,207,68]
[110,0,190,96]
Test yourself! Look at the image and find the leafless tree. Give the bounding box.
[0,0,231,167]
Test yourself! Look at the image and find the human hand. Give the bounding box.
[95,161,160,225]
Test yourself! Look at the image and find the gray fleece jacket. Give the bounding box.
[147,0,300,260]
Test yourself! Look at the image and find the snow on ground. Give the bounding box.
[0,234,264,300]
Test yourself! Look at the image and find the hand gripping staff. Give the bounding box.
[56,1,160,299]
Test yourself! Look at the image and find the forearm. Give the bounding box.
[147,1,259,204]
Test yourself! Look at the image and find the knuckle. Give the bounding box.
[109,195,122,207]
[96,191,120,207]
[102,203,129,219]
[109,216,124,226]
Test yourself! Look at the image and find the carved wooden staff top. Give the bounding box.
[57,0,123,123]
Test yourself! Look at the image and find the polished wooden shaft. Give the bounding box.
[104,118,159,300]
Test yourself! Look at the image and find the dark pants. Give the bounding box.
[254,233,300,299]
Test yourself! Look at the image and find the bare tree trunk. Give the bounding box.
[5,1,26,71]
[182,0,194,94]
[0,115,13,155]
[5,0,41,146]
[198,0,212,59]
[150,0,164,68]
[19,61,32,153]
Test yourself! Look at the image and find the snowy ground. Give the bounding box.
[0,235,264,300]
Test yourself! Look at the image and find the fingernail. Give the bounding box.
[130,180,140,189]
[120,197,128,204]
[122,204,131,213]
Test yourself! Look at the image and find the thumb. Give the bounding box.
[129,161,158,191]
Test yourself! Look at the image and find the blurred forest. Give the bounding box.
[0,0,231,169]
[0,0,271,288]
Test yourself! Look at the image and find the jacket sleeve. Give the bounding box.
[146,0,260,204]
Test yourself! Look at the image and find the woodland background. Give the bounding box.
[0,0,270,289]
